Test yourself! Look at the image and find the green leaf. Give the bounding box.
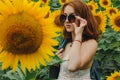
[47,55,63,66]
[24,70,36,80]
[3,70,21,80]
[16,66,26,80]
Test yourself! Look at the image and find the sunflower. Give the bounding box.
[43,10,62,31]
[93,11,106,33]
[99,0,111,9]
[86,1,98,13]
[0,0,59,71]
[59,0,70,5]
[49,10,63,31]
[109,13,120,31]
[106,71,120,80]
[106,7,118,17]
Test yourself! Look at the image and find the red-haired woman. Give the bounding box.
[50,0,100,80]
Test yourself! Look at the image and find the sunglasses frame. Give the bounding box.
[60,13,76,24]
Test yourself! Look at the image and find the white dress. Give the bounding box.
[58,54,91,80]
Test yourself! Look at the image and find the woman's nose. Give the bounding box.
[65,17,69,22]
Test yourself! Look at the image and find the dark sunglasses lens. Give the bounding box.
[60,14,66,23]
[68,14,76,23]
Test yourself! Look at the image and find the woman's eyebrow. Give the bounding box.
[63,13,75,15]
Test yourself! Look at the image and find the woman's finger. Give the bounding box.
[57,53,63,59]
[72,23,77,27]
[75,16,84,21]
[56,48,64,54]
[76,16,87,27]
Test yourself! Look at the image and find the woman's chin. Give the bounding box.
[66,29,73,32]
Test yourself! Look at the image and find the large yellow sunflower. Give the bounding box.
[106,7,118,17]
[0,0,59,71]
[106,71,120,80]
[109,13,120,31]
[99,0,111,9]
[87,1,98,13]
[93,11,106,33]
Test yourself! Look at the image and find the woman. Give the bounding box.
[50,0,100,80]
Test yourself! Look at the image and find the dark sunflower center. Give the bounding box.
[0,12,42,54]
[109,9,116,15]
[103,1,108,6]
[54,15,62,26]
[61,0,66,3]
[42,0,47,3]
[6,26,41,54]
[115,16,120,27]
[94,16,101,25]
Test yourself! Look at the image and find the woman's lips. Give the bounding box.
[65,24,71,28]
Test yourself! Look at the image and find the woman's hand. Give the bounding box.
[56,48,64,60]
[72,16,87,37]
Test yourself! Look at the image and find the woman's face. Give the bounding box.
[63,5,75,32]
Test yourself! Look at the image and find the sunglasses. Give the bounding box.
[60,14,76,23]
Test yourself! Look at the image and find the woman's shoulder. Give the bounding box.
[84,39,97,44]
[82,39,98,48]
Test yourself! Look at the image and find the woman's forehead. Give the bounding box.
[64,5,75,14]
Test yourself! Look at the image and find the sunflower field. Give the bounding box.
[0,0,120,80]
